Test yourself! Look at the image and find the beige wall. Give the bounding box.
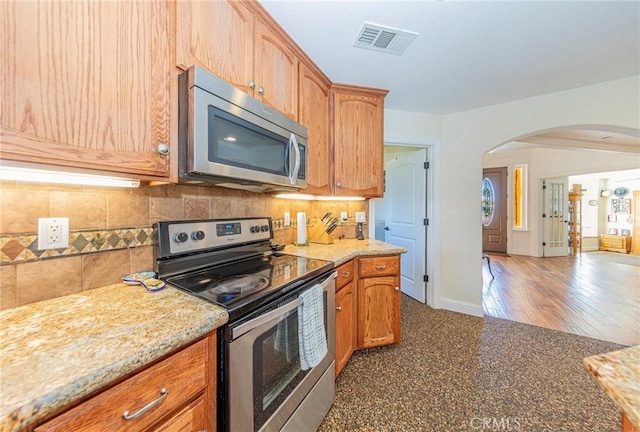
[0,181,366,309]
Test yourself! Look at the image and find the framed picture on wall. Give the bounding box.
[608,228,619,235]
[621,229,631,236]
[607,215,617,222]
[611,199,631,214]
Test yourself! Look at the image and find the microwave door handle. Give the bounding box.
[289,133,301,185]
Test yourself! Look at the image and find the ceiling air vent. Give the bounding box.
[353,22,418,55]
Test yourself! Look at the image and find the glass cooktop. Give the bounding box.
[165,253,333,318]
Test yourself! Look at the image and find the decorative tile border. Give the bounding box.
[0,221,294,265]
[0,227,155,265]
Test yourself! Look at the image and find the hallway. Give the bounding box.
[482,251,640,346]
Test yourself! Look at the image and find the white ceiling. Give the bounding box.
[260,0,640,115]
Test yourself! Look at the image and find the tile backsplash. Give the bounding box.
[0,181,367,309]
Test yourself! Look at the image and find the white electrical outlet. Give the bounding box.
[38,218,70,250]
[355,212,366,223]
[340,211,348,223]
[284,212,291,227]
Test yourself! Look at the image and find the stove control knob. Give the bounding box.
[191,230,205,241]
[250,226,260,233]
[174,232,189,243]
[261,225,269,232]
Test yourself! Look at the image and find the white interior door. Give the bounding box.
[385,149,427,303]
[543,177,569,257]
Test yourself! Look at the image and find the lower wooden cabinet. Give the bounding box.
[600,235,632,254]
[35,334,215,432]
[357,274,401,349]
[335,279,356,377]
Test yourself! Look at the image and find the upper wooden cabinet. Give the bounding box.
[176,0,299,120]
[0,0,171,178]
[299,62,332,195]
[176,0,255,95]
[331,84,388,198]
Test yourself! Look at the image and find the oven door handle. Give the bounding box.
[232,271,336,340]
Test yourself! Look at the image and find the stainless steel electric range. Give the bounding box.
[155,217,336,432]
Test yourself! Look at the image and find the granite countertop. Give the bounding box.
[0,283,228,432]
[584,345,640,430]
[284,238,407,266]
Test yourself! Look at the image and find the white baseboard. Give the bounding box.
[582,246,599,252]
[439,298,484,317]
[508,249,534,256]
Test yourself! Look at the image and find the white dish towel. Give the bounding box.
[297,284,327,370]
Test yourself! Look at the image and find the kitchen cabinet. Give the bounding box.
[357,255,401,349]
[299,61,332,195]
[0,0,171,178]
[331,84,388,198]
[335,260,356,376]
[600,235,631,254]
[176,0,299,120]
[35,335,215,432]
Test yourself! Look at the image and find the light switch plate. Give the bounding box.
[355,212,366,223]
[284,212,291,227]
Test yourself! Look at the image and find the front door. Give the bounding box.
[542,177,569,257]
[482,167,508,253]
[385,149,427,303]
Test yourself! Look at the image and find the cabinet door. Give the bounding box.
[335,281,356,377]
[633,192,640,255]
[254,19,299,120]
[176,0,254,94]
[299,62,331,195]
[0,0,170,178]
[153,396,206,432]
[332,86,387,197]
[358,275,401,349]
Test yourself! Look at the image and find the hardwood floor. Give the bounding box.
[482,251,640,346]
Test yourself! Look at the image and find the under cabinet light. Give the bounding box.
[274,193,365,201]
[0,166,140,188]
[315,196,365,201]
[274,193,315,200]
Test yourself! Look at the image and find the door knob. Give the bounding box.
[336,306,342,311]
[157,143,170,155]
[384,226,390,231]
[394,286,400,291]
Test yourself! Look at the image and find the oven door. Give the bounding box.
[229,271,336,432]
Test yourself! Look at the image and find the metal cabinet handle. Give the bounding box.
[336,182,342,188]
[375,265,387,270]
[249,81,256,89]
[342,272,351,278]
[122,388,168,420]
[394,286,400,291]
[157,143,170,155]
[258,86,265,95]
[336,306,342,311]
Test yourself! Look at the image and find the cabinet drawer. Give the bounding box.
[358,255,399,277]
[336,260,355,290]
[602,240,623,248]
[36,339,207,432]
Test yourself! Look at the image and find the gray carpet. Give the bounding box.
[320,296,625,431]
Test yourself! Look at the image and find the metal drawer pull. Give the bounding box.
[375,265,387,270]
[336,306,342,311]
[395,286,400,291]
[342,272,351,277]
[122,388,168,420]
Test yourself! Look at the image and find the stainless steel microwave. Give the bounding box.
[178,66,307,192]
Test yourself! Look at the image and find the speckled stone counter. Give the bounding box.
[584,345,640,430]
[284,239,407,266]
[0,283,228,432]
